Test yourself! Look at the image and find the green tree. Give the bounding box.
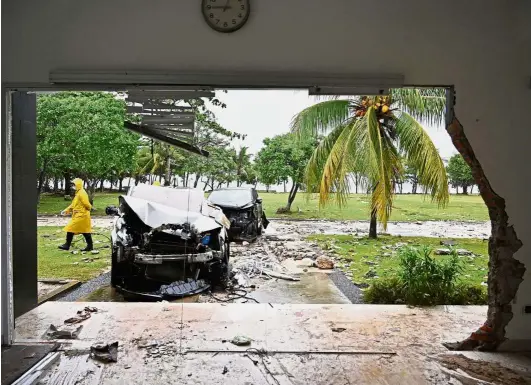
[255,134,317,211]
[404,159,420,194]
[291,89,449,238]
[446,154,474,194]
[233,146,252,187]
[37,92,139,203]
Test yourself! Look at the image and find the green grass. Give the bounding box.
[38,191,488,222]
[38,227,111,281]
[38,193,120,216]
[307,234,489,287]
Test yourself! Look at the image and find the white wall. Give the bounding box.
[3,0,530,340]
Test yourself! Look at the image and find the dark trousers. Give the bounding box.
[65,232,93,247]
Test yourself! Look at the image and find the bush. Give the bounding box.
[363,277,405,304]
[398,245,462,305]
[363,246,488,305]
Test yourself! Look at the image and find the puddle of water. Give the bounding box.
[78,285,200,303]
[249,272,350,304]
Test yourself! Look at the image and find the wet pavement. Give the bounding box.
[15,302,509,385]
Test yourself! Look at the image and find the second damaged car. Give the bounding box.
[208,187,269,242]
[106,184,231,300]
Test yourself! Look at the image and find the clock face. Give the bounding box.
[201,0,250,33]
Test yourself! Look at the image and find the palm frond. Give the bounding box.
[304,124,346,196]
[391,88,446,126]
[290,100,351,137]
[395,112,449,206]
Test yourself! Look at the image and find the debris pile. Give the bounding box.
[90,341,118,363]
[132,338,180,363]
[230,241,300,285]
[44,306,99,340]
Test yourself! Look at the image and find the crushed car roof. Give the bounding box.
[208,188,254,209]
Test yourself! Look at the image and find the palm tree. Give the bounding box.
[234,146,251,187]
[291,89,449,238]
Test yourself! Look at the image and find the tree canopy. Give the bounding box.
[291,89,449,237]
[446,154,474,194]
[255,133,317,210]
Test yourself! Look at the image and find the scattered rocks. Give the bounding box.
[435,248,452,255]
[91,250,100,254]
[315,256,334,270]
[456,249,473,256]
[300,258,315,267]
[354,282,369,289]
[231,335,252,346]
[242,241,250,246]
[440,240,456,246]
[364,270,377,279]
[364,261,377,266]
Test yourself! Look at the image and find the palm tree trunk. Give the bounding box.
[369,209,377,239]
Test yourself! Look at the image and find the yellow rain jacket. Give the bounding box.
[153,180,161,186]
[63,178,92,234]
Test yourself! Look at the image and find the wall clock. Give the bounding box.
[201,0,250,33]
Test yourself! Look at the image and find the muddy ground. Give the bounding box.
[39,216,490,238]
[49,218,490,304]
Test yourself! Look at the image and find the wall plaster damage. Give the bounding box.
[445,114,526,350]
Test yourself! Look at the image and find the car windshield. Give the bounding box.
[209,189,253,206]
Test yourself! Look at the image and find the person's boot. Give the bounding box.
[58,232,74,251]
[82,234,93,252]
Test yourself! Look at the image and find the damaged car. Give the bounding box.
[207,187,269,242]
[105,184,231,300]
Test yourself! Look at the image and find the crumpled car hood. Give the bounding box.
[121,195,229,233]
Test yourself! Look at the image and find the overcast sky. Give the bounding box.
[209,90,457,160]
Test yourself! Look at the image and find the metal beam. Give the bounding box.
[148,126,194,138]
[49,70,404,90]
[141,116,194,125]
[124,121,208,157]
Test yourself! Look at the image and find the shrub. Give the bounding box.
[397,246,462,305]
[363,246,487,305]
[450,283,488,305]
[363,277,405,304]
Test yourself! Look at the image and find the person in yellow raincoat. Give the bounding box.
[152,180,161,186]
[59,178,93,251]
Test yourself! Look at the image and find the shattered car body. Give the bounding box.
[208,187,269,242]
[107,184,231,300]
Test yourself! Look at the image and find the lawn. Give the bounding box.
[38,226,111,281]
[38,193,120,216]
[38,191,488,222]
[307,234,489,287]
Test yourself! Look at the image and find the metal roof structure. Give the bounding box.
[124,89,214,156]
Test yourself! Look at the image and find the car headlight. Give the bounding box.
[201,234,211,246]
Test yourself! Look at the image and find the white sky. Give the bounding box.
[208,90,457,160]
